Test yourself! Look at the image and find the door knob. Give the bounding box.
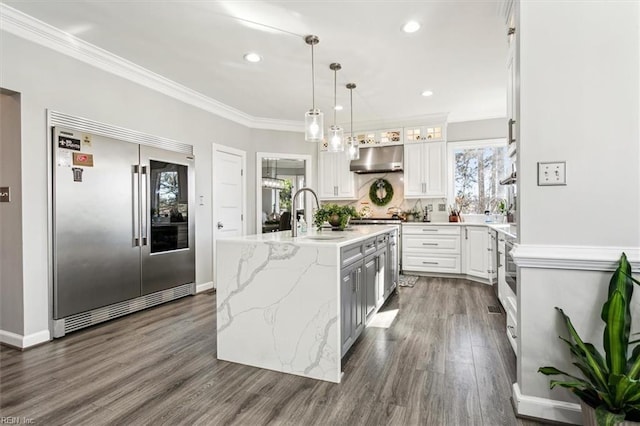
[217,221,224,229]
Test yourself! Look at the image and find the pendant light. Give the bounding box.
[304,35,323,142]
[327,63,344,152]
[346,83,359,160]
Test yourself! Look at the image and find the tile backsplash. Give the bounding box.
[330,172,448,222]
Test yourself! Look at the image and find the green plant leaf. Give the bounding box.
[603,290,629,377]
[629,345,640,381]
[557,307,609,391]
[539,366,586,382]
[602,254,633,376]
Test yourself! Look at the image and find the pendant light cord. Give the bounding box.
[333,68,337,125]
[311,43,315,110]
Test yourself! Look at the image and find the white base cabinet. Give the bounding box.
[401,225,461,273]
[402,224,498,285]
[462,226,492,281]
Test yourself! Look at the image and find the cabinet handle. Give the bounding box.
[488,269,495,273]
[422,229,438,232]
[508,27,516,36]
[508,118,516,144]
[487,247,493,251]
[422,243,438,246]
[507,325,518,339]
[465,228,468,240]
[422,261,439,265]
[334,186,338,196]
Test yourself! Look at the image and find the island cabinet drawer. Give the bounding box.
[363,238,377,256]
[375,233,388,248]
[402,234,460,253]
[403,225,460,236]
[341,243,364,268]
[403,253,461,273]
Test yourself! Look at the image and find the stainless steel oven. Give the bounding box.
[504,236,517,295]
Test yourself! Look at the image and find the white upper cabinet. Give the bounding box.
[356,128,403,146]
[403,124,446,143]
[403,141,447,198]
[318,150,356,200]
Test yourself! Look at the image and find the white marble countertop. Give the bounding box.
[219,225,398,248]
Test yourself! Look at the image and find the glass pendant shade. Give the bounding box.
[305,109,324,142]
[347,136,360,160]
[328,125,344,152]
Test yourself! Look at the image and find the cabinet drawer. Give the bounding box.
[402,225,461,236]
[363,238,377,256]
[402,234,460,253]
[341,243,364,268]
[376,233,388,248]
[402,253,461,273]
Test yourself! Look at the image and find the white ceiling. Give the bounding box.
[4,0,508,128]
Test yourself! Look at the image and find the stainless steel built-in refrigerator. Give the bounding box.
[52,125,195,337]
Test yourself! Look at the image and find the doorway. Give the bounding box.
[255,152,312,234]
[212,144,246,288]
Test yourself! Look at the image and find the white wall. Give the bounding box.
[519,1,640,247]
[0,32,310,345]
[0,90,24,340]
[448,117,506,142]
[515,1,640,423]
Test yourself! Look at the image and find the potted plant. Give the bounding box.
[538,253,640,426]
[313,204,358,231]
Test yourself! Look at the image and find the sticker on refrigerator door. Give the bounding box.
[58,135,81,151]
[57,149,72,167]
[73,152,94,167]
[71,167,84,182]
[82,134,92,148]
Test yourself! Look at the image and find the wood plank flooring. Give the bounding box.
[0,277,551,425]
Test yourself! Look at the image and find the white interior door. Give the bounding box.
[212,144,246,288]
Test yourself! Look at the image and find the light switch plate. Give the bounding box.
[0,186,9,202]
[438,203,446,212]
[537,161,567,186]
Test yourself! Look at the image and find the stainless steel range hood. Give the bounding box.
[349,145,403,174]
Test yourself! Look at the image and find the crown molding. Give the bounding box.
[512,244,640,271]
[0,4,303,133]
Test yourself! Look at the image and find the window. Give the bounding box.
[449,140,508,214]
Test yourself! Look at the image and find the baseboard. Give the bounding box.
[512,383,582,425]
[196,281,214,293]
[0,329,50,349]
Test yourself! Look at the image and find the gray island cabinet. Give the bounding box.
[216,226,399,383]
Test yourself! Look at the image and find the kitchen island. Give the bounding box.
[215,225,398,383]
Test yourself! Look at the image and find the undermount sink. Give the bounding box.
[302,235,345,241]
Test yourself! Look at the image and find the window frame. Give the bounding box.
[447,138,508,213]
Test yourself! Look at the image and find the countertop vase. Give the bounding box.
[328,214,350,230]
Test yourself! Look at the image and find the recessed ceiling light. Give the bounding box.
[402,21,420,33]
[243,52,262,63]
[334,105,343,111]
[421,90,434,97]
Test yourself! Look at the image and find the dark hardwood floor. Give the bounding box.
[0,277,551,425]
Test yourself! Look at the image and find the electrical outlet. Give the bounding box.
[537,161,567,186]
[438,203,446,212]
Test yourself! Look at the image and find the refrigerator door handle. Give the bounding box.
[132,165,140,247]
[141,165,149,246]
